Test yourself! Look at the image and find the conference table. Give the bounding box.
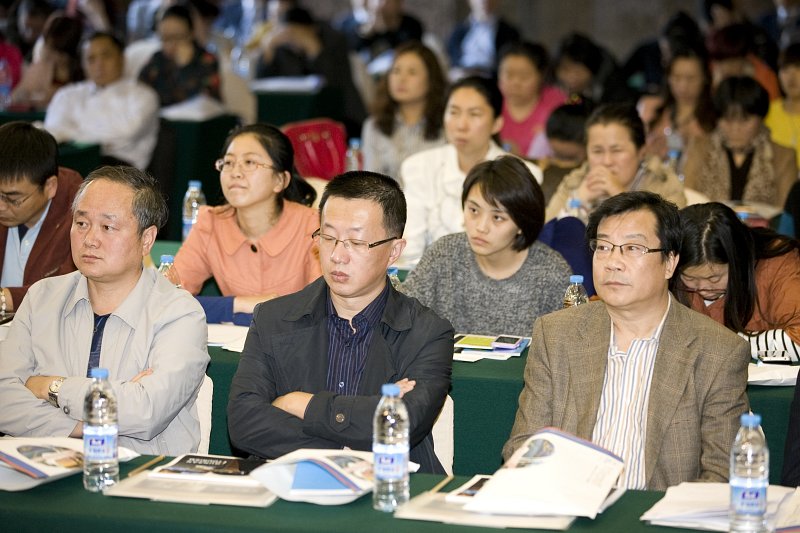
[0,455,688,533]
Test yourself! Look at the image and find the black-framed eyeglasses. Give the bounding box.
[214,158,274,173]
[674,287,728,301]
[312,229,399,255]
[589,238,665,258]
[0,189,37,208]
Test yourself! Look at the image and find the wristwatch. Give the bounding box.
[47,377,65,408]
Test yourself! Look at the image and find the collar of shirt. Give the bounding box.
[63,267,152,329]
[326,280,390,333]
[217,203,301,257]
[609,295,672,354]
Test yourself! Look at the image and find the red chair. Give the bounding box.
[282,118,347,180]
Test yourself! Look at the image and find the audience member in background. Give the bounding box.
[0,166,209,455]
[497,41,566,158]
[758,0,800,50]
[0,121,80,316]
[766,43,800,167]
[642,46,716,162]
[707,23,780,100]
[227,171,453,473]
[702,0,778,71]
[7,0,53,61]
[45,32,159,170]
[553,32,635,106]
[533,101,591,203]
[0,30,23,89]
[446,0,519,77]
[255,6,365,137]
[172,124,321,325]
[402,156,570,337]
[683,76,797,209]
[138,2,221,107]
[361,41,445,179]
[546,103,686,222]
[673,202,800,357]
[336,0,423,64]
[11,14,83,110]
[400,75,542,266]
[504,191,750,490]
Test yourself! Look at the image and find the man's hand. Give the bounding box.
[395,378,416,398]
[24,375,59,401]
[272,391,314,419]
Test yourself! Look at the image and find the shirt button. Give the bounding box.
[335,413,345,423]
[338,381,345,389]
[63,406,70,415]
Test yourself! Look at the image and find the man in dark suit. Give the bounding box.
[503,191,750,490]
[446,0,519,76]
[228,171,453,473]
[0,121,81,316]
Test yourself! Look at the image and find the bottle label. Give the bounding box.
[373,443,409,481]
[730,482,767,515]
[83,425,118,461]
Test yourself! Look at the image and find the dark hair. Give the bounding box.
[160,3,194,32]
[281,7,314,26]
[74,166,168,235]
[545,101,592,143]
[586,191,682,261]
[220,123,316,208]
[585,103,646,149]
[554,33,603,75]
[713,75,769,119]
[707,23,751,61]
[498,40,550,76]
[372,41,446,141]
[446,75,503,118]
[43,14,83,55]
[779,42,800,70]
[461,156,545,250]
[650,46,716,134]
[84,30,125,54]
[0,121,58,187]
[319,171,406,237]
[660,11,704,56]
[674,202,800,334]
[702,0,734,23]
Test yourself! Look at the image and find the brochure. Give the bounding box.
[0,436,139,491]
[453,334,531,362]
[148,454,266,486]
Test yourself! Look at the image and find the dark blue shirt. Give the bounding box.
[87,313,110,376]
[325,282,390,396]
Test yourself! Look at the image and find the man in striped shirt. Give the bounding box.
[503,191,750,490]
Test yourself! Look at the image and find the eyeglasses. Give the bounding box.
[214,158,274,173]
[675,286,727,301]
[589,238,666,258]
[0,189,37,208]
[312,229,399,255]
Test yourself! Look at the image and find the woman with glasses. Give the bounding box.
[172,123,321,324]
[672,202,800,356]
[401,156,570,337]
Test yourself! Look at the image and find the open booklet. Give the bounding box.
[0,436,139,491]
[396,428,625,529]
[104,453,276,508]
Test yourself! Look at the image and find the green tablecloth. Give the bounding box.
[58,142,101,177]
[0,456,688,533]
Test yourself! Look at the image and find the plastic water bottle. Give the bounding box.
[563,274,589,308]
[157,254,174,276]
[730,413,769,533]
[387,266,402,289]
[182,180,206,241]
[665,127,684,180]
[373,383,409,512]
[83,367,119,492]
[564,197,583,219]
[346,138,363,172]
[0,59,11,111]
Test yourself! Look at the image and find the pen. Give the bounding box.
[429,474,454,494]
[127,455,166,477]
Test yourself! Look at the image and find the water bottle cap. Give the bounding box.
[188,180,202,189]
[90,367,109,379]
[567,198,581,208]
[387,266,399,275]
[348,138,361,149]
[381,383,400,396]
[736,211,750,221]
[569,275,584,284]
[740,413,761,426]
[159,254,174,263]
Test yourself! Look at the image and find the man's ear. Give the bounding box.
[43,175,58,200]
[141,225,157,257]
[388,238,406,265]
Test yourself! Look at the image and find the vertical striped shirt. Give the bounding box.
[591,297,671,489]
[325,282,390,395]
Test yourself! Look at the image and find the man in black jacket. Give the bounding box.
[228,171,453,473]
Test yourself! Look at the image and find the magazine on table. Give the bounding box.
[0,436,139,491]
[453,334,531,362]
[148,454,266,486]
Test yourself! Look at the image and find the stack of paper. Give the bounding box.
[453,334,530,362]
[207,323,249,352]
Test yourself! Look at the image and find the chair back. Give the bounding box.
[196,375,213,454]
[282,118,347,180]
[431,395,454,475]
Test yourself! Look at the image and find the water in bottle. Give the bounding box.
[373,383,409,512]
[182,180,206,241]
[665,127,684,181]
[83,367,119,492]
[346,138,363,172]
[0,59,11,111]
[730,412,769,533]
[564,197,583,219]
[563,274,589,308]
[387,266,402,289]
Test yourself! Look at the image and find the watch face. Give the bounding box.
[49,378,63,393]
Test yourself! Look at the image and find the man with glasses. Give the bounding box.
[228,171,453,473]
[0,122,82,318]
[503,191,749,490]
